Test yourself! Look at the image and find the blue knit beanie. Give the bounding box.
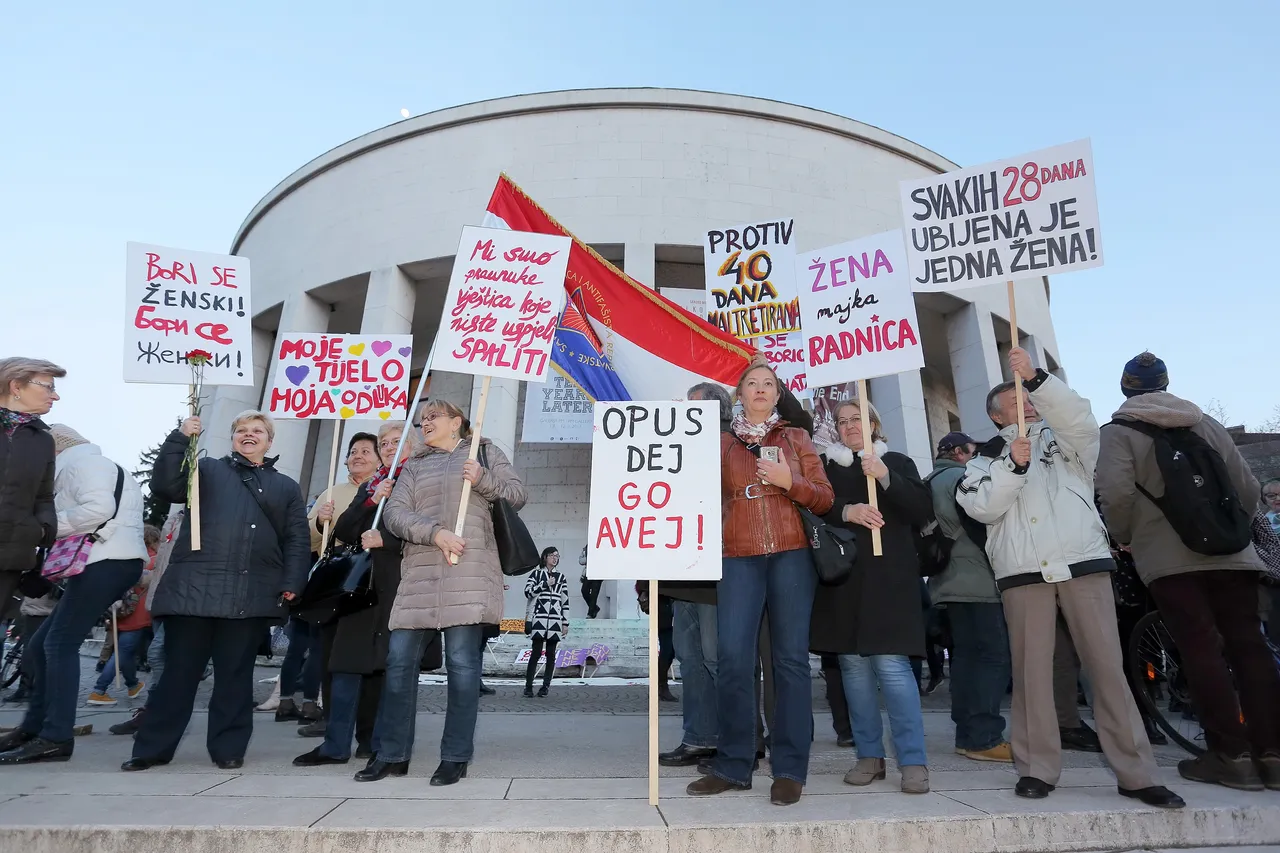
[1120,352,1169,398]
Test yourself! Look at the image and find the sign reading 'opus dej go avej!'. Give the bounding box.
[265,333,413,420]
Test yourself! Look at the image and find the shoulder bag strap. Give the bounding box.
[91,466,126,539]
[236,465,288,544]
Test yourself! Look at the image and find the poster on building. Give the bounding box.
[264,333,413,420]
[123,242,255,385]
[660,287,705,320]
[435,225,572,382]
[900,139,1102,292]
[521,371,593,443]
[798,230,924,389]
[587,401,721,580]
[812,382,859,450]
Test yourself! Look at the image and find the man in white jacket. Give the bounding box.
[957,348,1182,808]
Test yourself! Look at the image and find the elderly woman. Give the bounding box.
[0,358,66,598]
[810,400,936,794]
[124,410,310,772]
[687,363,833,806]
[0,425,146,764]
[294,422,408,767]
[357,398,527,786]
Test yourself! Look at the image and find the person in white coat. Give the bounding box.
[0,425,146,764]
[957,348,1183,809]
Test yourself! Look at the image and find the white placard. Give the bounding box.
[264,333,413,420]
[521,372,593,443]
[123,242,254,385]
[798,230,924,387]
[587,401,722,581]
[900,139,1102,291]
[436,225,572,381]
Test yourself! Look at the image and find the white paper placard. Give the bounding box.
[264,333,413,420]
[521,371,593,443]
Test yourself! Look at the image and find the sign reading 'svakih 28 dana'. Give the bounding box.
[899,139,1103,292]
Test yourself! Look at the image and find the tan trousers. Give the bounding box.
[1002,572,1156,789]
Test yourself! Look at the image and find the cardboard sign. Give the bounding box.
[521,371,593,443]
[587,401,721,581]
[265,333,412,420]
[798,231,924,388]
[123,242,254,385]
[436,225,571,381]
[900,139,1102,291]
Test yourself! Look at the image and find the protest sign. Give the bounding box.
[435,225,572,382]
[265,333,413,421]
[521,371,593,443]
[798,231,924,389]
[812,382,859,450]
[124,242,254,385]
[586,401,722,581]
[900,139,1102,292]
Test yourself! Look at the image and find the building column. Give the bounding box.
[868,371,932,478]
[472,377,520,463]
[624,242,656,289]
[946,303,1005,441]
[201,327,275,464]
[265,293,330,485]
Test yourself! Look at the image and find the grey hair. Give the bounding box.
[833,399,885,443]
[986,381,1017,424]
[230,409,276,441]
[687,382,731,415]
[0,357,66,397]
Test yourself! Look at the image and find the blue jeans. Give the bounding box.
[279,618,321,701]
[947,602,1011,752]
[23,558,143,742]
[673,601,718,748]
[712,548,817,785]
[320,672,379,759]
[94,628,145,693]
[373,625,481,764]
[840,653,928,767]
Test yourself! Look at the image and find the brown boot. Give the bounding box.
[1178,752,1264,791]
[770,778,802,805]
[843,757,886,786]
[686,775,751,796]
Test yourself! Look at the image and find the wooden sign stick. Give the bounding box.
[857,379,883,556]
[1007,281,1026,436]
[648,577,659,806]
[450,375,492,565]
[317,422,344,556]
[188,383,202,551]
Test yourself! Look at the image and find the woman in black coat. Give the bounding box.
[809,400,936,795]
[0,358,65,593]
[125,409,310,772]
[294,423,407,767]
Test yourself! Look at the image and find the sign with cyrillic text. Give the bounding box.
[265,333,412,420]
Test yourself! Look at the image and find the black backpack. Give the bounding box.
[917,472,988,577]
[1107,419,1252,556]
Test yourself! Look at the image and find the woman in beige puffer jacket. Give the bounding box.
[357,398,527,787]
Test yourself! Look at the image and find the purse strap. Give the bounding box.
[91,466,126,540]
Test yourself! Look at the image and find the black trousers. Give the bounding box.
[819,652,851,740]
[582,580,603,618]
[526,635,559,688]
[133,616,271,763]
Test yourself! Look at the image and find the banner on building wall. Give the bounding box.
[264,333,413,420]
[123,242,255,385]
[587,401,721,581]
[702,218,808,397]
[900,139,1102,292]
[660,287,706,320]
[798,230,924,389]
[521,371,593,443]
[435,225,571,382]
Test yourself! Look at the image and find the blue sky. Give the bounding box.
[2,0,1276,469]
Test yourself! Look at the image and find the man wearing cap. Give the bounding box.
[1098,352,1279,791]
[958,347,1182,808]
[928,432,1012,763]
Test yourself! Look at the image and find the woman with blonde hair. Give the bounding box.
[809,399,936,794]
[687,362,833,806]
[357,398,527,786]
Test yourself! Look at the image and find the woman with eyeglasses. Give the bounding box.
[357,398,527,786]
[809,400,936,794]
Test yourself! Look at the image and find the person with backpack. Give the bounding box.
[957,347,1182,808]
[1097,352,1280,791]
[926,432,1013,764]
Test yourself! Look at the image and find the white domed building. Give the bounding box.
[204,88,1066,621]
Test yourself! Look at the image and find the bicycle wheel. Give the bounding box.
[0,639,22,690]
[1126,610,1205,756]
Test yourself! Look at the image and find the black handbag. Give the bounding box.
[795,504,858,585]
[293,545,376,626]
[478,444,540,576]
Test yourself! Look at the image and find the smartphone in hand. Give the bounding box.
[760,446,780,463]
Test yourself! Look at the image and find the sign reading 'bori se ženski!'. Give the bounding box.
[587,402,722,581]
[899,139,1102,291]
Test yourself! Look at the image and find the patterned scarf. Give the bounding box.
[731,410,780,445]
[364,462,406,507]
[0,408,36,438]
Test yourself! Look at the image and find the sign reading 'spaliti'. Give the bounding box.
[436,225,571,382]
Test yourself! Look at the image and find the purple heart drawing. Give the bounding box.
[364,385,371,390]
[398,346,412,357]
[285,365,309,386]
[371,340,392,357]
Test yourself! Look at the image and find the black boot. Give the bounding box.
[275,698,301,722]
[110,709,144,736]
[523,685,534,698]
[1143,715,1168,746]
[354,758,409,782]
[0,737,73,764]
[537,685,549,698]
[430,760,468,786]
[479,682,496,696]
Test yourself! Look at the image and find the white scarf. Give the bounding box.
[824,440,890,467]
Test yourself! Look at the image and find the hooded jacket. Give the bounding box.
[1097,392,1262,584]
[957,372,1114,588]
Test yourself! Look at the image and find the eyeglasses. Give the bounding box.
[27,380,57,394]
[835,418,862,429]
[421,412,448,424]
[1265,493,1280,501]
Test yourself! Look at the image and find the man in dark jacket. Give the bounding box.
[124,410,309,771]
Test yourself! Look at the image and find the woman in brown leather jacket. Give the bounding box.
[687,364,833,806]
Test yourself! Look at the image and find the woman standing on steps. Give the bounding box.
[524,547,569,698]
